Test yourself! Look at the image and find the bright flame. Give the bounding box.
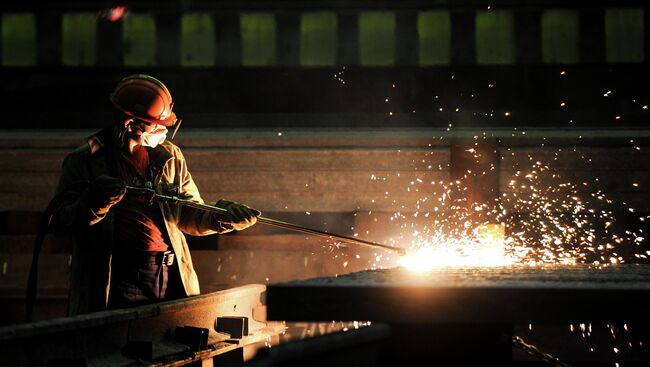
[401,224,514,271]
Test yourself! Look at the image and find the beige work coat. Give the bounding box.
[52,127,231,315]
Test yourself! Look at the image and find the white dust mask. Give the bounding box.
[141,125,168,148]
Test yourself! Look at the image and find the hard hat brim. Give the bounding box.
[114,103,178,127]
[140,110,177,127]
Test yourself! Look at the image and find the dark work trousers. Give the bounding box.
[107,257,185,309]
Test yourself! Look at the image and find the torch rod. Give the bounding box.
[126,186,406,256]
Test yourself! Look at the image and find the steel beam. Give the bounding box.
[0,284,284,366]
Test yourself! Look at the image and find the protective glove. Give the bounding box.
[88,175,126,216]
[216,199,261,231]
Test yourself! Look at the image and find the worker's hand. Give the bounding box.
[216,199,261,231]
[88,175,126,215]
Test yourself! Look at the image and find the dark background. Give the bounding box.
[1,0,648,129]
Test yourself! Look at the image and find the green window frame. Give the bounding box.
[181,13,216,67]
[358,12,396,66]
[541,10,579,64]
[417,11,451,66]
[2,13,36,66]
[241,13,277,67]
[300,12,337,67]
[605,8,644,63]
[62,13,96,66]
[475,10,516,65]
[123,13,156,66]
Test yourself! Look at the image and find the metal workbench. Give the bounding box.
[267,265,650,323]
[266,265,650,365]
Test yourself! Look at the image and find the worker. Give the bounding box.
[50,74,260,315]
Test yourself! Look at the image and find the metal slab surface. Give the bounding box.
[267,265,650,324]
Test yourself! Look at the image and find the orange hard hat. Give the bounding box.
[109,74,177,127]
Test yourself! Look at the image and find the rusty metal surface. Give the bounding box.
[0,284,284,366]
[267,265,650,324]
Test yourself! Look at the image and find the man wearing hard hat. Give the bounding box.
[51,75,260,315]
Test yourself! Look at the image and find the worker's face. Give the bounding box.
[124,118,168,148]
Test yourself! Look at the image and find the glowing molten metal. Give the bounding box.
[401,224,514,271]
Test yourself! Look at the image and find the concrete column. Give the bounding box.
[155,12,181,67]
[450,11,476,65]
[97,18,123,67]
[646,7,650,64]
[579,8,605,64]
[395,11,418,66]
[514,10,541,64]
[214,12,242,66]
[337,12,358,65]
[36,13,62,66]
[276,12,300,66]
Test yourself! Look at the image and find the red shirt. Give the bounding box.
[108,145,171,253]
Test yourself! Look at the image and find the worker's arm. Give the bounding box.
[174,168,229,235]
[50,150,125,232]
[172,147,259,235]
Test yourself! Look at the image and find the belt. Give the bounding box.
[115,251,175,266]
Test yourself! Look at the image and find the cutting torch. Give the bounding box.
[126,185,406,256]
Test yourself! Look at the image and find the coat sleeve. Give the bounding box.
[173,147,234,236]
[50,149,104,233]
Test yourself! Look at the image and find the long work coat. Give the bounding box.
[52,127,231,315]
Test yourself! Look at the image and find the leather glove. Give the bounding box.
[88,175,126,216]
[216,199,261,231]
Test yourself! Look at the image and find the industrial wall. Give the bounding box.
[0,1,649,129]
[2,4,647,67]
[1,0,649,325]
[1,128,649,324]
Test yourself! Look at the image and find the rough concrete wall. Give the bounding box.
[0,129,449,212]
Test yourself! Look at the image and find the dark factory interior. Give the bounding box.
[1,0,649,366]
